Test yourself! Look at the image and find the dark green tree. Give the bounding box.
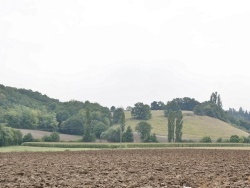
[164,101,180,117]
[60,116,84,135]
[113,108,124,124]
[122,126,134,142]
[83,109,96,142]
[110,106,116,113]
[210,92,222,108]
[92,121,109,139]
[148,133,158,142]
[23,133,34,142]
[200,136,212,143]
[12,129,23,145]
[56,110,70,127]
[167,111,175,142]
[230,135,240,143]
[135,121,152,142]
[103,128,120,142]
[131,102,151,120]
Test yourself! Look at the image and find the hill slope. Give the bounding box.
[125,110,249,141]
[16,129,82,141]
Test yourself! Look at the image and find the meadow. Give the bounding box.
[124,110,249,141]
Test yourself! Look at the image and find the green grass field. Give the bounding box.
[0,146,97,152]
[124,110,249,141]
[2,142,250,152]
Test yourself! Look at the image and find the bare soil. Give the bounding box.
[1,149,250,187]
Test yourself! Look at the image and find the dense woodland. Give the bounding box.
[1,84,250,146]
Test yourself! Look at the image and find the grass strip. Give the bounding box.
[22,142,250,149]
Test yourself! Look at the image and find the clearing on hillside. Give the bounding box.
[16,129,82,141]
[125,110,249,141]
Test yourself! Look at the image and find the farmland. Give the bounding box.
[1,149,250,187]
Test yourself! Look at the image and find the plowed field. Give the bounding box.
[1,149,250,188]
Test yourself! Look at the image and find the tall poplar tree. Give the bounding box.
[175,111,183,142]
[167,111,175,142]
[167,110,183,142]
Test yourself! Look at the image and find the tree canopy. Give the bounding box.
[131,102,151,120]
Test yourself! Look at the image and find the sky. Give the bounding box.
[1,0,250,110]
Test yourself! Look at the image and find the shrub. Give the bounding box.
[0,125,23,146]
[50,132,60,142]
[230,135,240,143]
[122,126,134,142]
[23,133,34,142]
[42,132,60,142]
[216,138,222,143]
[148,133,158,143]
[200,136,212,143]
[42,135,52,142]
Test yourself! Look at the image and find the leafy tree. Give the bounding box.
[119,111,125,132]
[83,109,96,142]
[110,106,116,113]
[56,110,70,126]
[12,129,23,145]
[92,121,109,139]
[165,98,199,113]
[135,121,152,142]
[151,101,165,110]
[122,126,134,142]
[148,133,158,142]
[0,124,23,146]
[216,138,222,143]
[126,106,132,111]
[113,108,124,124]
[230,135,240,143]
[50,132,60,142]
[60,116,84,135]
[131,102,151,120]
[23,133,34,142]
[164,101,180,117]
[239,136,247,143]
[200,136,212,143]
[193,101,227,122]
[100,127,120,142]
[37,112,58,131]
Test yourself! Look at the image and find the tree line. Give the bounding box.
[1,83,250,144]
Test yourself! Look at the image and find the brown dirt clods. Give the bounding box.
[1,149,250,187]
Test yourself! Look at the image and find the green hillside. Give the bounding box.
[125,110,249,141]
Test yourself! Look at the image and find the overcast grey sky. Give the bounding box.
[1,0,250,110]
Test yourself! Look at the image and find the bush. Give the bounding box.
[122,126,134,142]
[106,128,120,142]
[23,133,34,142]
[200,136,212,143]
[42,135,52,142]
[92,121,109,139]
[0,125,23,146]
[148,133,158,143]
[42,132,60,142]
[230,135,240,143]
[216,138,222,143]
[50,132,60,142]
[135,121,152,142]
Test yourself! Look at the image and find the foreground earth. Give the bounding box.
[0,149,250,188]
